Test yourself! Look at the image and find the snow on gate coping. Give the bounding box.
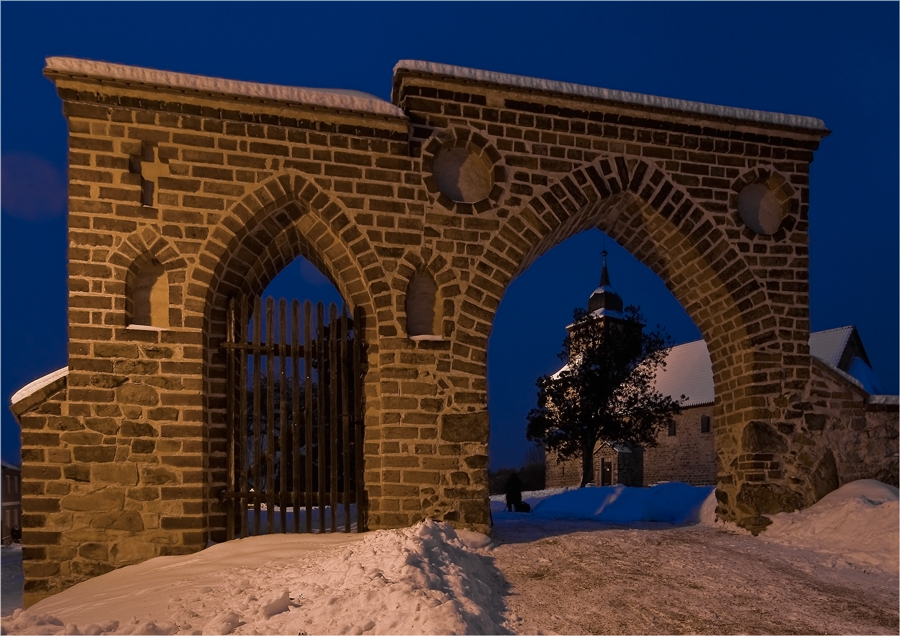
[44,57,407,118]
[9,367,68,405]
[45,57,827,131]
[394,60,829,131]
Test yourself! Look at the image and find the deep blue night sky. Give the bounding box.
[2,2,897,469]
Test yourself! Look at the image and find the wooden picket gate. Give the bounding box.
[221,295,366,538]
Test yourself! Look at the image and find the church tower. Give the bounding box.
[568,250,642,358]
[587,250,626,325]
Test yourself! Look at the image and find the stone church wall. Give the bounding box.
[642,406,716,486]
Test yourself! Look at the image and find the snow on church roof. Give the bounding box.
[45,57,406,118]
[394,60,828,131]
[808,326,854,369]
[653,340,715,408]
[655,326,891,406]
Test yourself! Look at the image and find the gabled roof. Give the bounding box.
[652,340,715,408]
[809,326,854,369]
[652,326,892,406]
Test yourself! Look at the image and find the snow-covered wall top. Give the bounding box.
[10,367,68,406]
[45,57,406,119]
[394,60,828,132]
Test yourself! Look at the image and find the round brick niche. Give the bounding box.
[433,146,493,203]
[738,183,783,235]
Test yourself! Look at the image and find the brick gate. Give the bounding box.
[15,56,894,602]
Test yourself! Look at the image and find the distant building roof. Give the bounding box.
[809,326,855,368]
[653,340,716,408]
[654,326,892,406]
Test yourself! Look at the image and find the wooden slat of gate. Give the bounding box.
[278,298,288,533]
[252,295,262,534]
[239,296,249,539]
[222,295,365,537]
[341,309,351,532]
[304,301,313,533]
[226,298,236,541]
[329,303,339,533]
[316,301,326,533]
[354,304,365,532]
[291,300,301,534]
[265,299,276,534]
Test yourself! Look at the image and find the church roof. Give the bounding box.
[653,340,715,408]
[653,326,892,406]
[562,257,889,403]
[808,326,854,368]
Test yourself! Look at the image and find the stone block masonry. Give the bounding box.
[18,56,878,602]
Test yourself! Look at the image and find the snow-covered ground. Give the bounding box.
[1,546,23,618]
[2,481,897,635]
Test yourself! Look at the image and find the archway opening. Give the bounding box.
[262,254,345,309]
[225,254,362,537]
[487,227,708,493]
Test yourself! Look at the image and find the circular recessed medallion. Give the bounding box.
[738,183,783,235]
[433,146,493,203]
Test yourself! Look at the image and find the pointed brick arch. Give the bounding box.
[474,154,809,522]
[191,172,377,317]
[188,171,384,541]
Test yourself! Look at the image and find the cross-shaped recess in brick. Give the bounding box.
[129,142,169,207]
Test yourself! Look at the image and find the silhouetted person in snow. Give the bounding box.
[505,472,524,512]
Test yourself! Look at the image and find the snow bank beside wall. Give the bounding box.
[761,480,899,574]
[2,521,508,636]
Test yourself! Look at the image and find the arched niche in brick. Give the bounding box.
[106,228,187,330]
[406,270,442,339]
[475,155,807,528]
[187,171,382,542]
[127,256,167,327]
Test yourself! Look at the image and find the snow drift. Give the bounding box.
[531,482,714,525]
[760,479,899,574]
[4,480,895,635]
[2,520,508,636]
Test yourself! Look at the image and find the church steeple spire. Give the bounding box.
[587,250,624,316]
[599,250,612,287]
